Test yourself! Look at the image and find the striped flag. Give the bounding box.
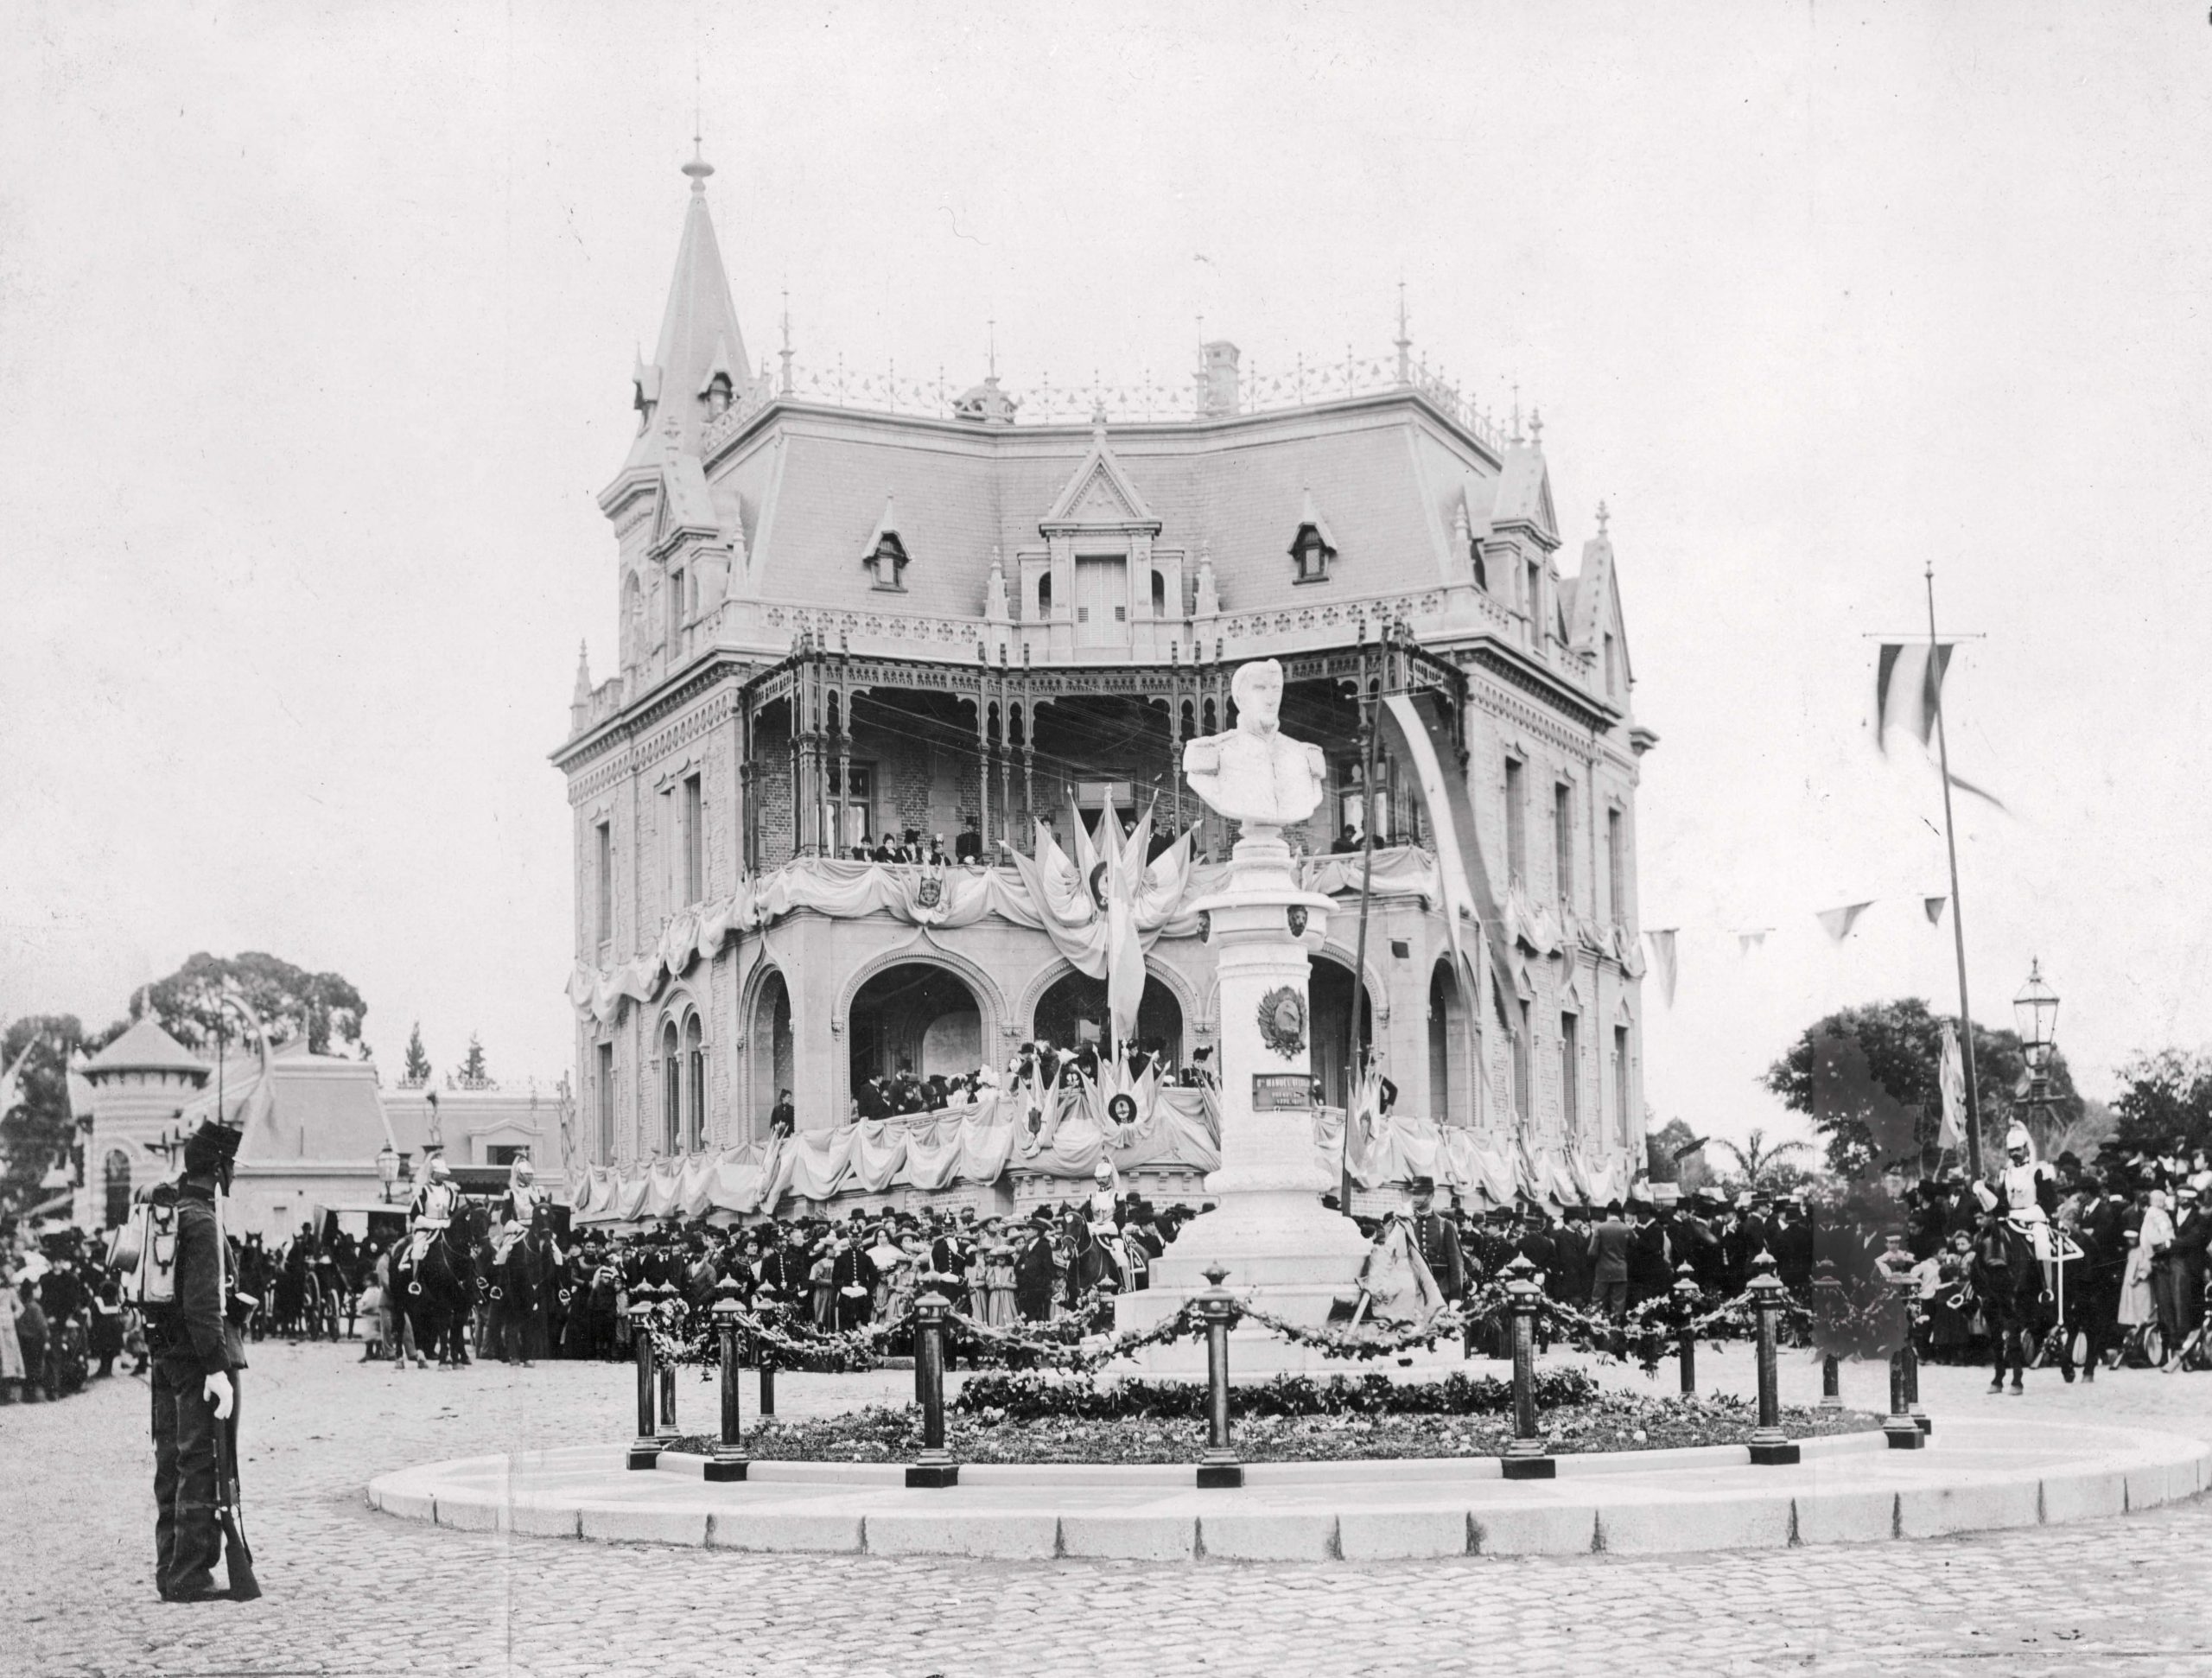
[1876,643,2007,810]
[1937,1022,1968,1151]
[0,1039,31,1115]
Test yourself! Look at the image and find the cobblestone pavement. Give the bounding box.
[3,1339,2207,1678]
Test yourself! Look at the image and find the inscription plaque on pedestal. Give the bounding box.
[1251,1073,1313,1111]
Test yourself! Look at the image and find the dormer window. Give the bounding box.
[1293,525,1333,584]
[1289,490,1338,585]
[869,532,908,592]
[704,372,733,419]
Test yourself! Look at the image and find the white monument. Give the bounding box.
[1115,658,1378,1370]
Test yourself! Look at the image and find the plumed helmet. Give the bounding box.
[429,1154,452,1179]
[2005,1124,2033,1160]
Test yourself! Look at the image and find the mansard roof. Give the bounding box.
[710,402,1484,620]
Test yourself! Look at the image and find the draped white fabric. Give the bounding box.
[1299,1108,1629,1207]
[566,850,1446,1025]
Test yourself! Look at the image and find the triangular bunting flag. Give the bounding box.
[1817,901,1873,943]
[1923,896,1947,926]
[1735,929,1770,956]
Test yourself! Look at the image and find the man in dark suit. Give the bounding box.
[1625,1200,1674,1310]
[1014,1215,1058,1322]
[766,1090,796,1139]
[1406,1178,1465,1302]
[1588,1200,1632,1326]
[829,1236,878,1331]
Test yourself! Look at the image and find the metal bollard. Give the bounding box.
[1673,1262,1700,1397]
[1500,1254,1555,1479]
[906,1286,959,1487]
[1745,1251,1800,1465]
[1900,1283,1929,1433]
[1813,1260,1844,1413]
[706,1279,750,1482]
[653,1282,679,1441]
[1196,1264,1243,1488]
[759,1351,776,1418]
[1884,1270,1926,1450]
[627,1297,660,1469]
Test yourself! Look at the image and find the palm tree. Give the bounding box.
[1710,1128,1813,1188]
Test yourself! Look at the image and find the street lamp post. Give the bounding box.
[377,1143,398,1204]
[2012,959,2060,1114]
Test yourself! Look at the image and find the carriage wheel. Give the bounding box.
[2067,1328,2090,1370]
[2139,1324,2169,1369]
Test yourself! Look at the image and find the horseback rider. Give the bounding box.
[501,1156,543,1232]
[404,1151,459,1269]
[1999,1123,2062,1266]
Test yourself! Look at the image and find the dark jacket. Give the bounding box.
[1587,1216,1632,1282]
[1408,1210,1465,1299]
[143,1179,242,1380]
[1014,1231,1058,1321]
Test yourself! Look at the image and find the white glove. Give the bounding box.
[203,1370,234,1420]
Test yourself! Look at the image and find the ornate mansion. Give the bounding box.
[556,150,1656,1219]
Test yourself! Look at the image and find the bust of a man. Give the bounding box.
[1182,658,1327,829]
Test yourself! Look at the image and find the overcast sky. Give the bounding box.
[4,3,2208,1141]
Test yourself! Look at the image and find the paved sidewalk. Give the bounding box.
[3,1340,2208,1676]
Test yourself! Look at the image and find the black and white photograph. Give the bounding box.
[3,4,2209,1675]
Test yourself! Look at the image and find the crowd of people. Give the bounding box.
[1,1229,137,1403]
[848,1036,1217,1124]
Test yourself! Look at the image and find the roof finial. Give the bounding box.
[988,316,997,379]
[779,285,793,393]
[1510,383,1523,444]
[1394,279,1411,385]
[1595,499,1610,536]
[682,115,714,193]
[1529,406,1543,445]
[1090,396,1109,439]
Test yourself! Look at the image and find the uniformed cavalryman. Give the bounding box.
[143,1116,247,1603]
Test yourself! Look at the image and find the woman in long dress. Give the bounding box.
[2118,1191,2171,1330]
[987,1241,1019,1327]
[1355,1212,1445,1326]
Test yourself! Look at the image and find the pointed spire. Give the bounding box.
[623,146,752,473]
[1510,383,1523,445]
[573,640,593,702]
[1394,280,1411,385]
[1596,499,1610,537]
[1529,407,1544,447]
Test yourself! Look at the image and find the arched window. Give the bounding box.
[103,1149,132,1229]
[1038,573,1052,619]
[661,1020,681,1154]
[1150,569,1167,619]
[623,572,645,667]
[684,1014,706,1152]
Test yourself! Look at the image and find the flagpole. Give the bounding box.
[1924,563,1984,1181]
[1344,626,1382,1217]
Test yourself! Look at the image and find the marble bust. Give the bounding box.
[1182,658,1327,830]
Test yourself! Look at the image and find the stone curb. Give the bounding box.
[365,1425,2212,1562]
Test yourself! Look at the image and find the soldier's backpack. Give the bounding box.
[109,1197,182,1306]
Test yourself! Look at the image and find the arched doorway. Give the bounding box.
[1309,956,1376,1112]
[1032,969,1185,1063]
[849,963,983,1096]
[660,1020,682,1154]
[1428,960,1474,1126]
[749,969,794,1138]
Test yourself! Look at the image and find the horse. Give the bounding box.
[1971,1217,2048,1393]
[1061,1210,1123,1331]
[398,1199,487,1368]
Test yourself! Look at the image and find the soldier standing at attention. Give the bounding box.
[143,1116,247,1603]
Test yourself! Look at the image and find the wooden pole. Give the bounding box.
[1344,627,1380,1216]
[1923,564,1983,1181]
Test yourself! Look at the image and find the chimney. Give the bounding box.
[1201,340,1241,417]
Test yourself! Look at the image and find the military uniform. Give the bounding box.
[143,1123,247,1602]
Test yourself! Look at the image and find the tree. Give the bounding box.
[2110,1049,2212,1155]
[456,1033,491,1089]
[1,1014,89,1218]
[1708,1128,1813,1190]
[1646,1118,1711,1190]
[140,951,367,1057]
[1764,997,2080,1180]
[401,1022,432,1089]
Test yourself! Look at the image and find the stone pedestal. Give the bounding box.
[1114,829,1377,1372]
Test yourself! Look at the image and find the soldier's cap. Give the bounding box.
[182,1117,245,1173]
[1408,1175,1436,1195]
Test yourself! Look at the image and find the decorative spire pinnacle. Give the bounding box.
[1394,279,1411,385]
[1510,384,1522,445]
[987,317,997,379]
[572,640,593,705]
[682,137,715,192]
[1529,407,1543,445]
[1596,499,1610,536]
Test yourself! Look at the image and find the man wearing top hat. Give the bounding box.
[143,1116,249,1602]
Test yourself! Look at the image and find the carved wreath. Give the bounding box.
[1256,986,1307,1059]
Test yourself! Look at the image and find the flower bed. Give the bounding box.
[665,1380,1880,1465]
